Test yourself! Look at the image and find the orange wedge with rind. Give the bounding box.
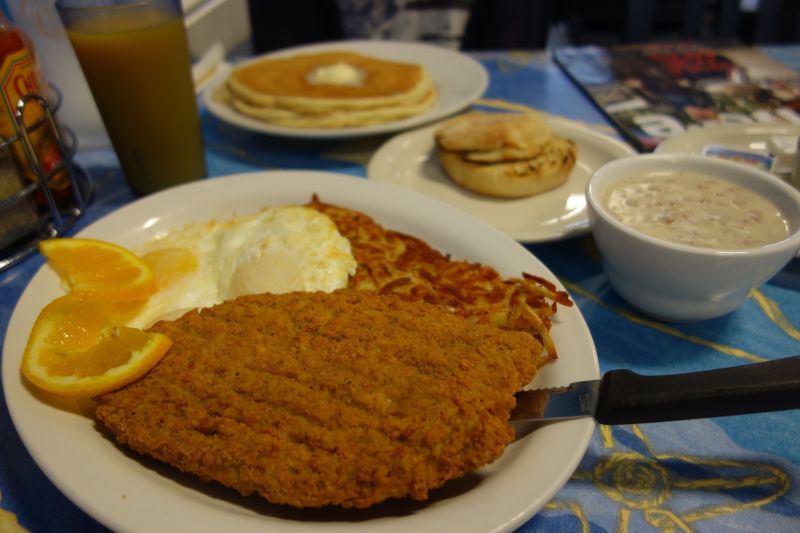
[39,237,155,301]
[21,295,172,398]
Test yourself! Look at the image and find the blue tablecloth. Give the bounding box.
[2,50,799,532]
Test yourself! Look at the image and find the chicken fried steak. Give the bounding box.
[95,290,541,508]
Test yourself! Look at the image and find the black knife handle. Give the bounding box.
[594,355,800,425]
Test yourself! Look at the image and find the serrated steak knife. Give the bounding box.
[511,355,800,424]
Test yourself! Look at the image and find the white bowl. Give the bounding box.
[586,154,800,321]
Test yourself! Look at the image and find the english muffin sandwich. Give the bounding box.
[434,111,577,198]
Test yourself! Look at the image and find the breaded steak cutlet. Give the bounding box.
[95,290,541,508]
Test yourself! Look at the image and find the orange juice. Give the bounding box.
[64,5,205,194]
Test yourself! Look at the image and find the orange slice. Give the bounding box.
[39,238,155,301]
[21,296,172,398]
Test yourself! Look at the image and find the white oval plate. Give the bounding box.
[367,117,636,242]
[202,40,489,139]
[655,123,800,157]
[3,171,598,533]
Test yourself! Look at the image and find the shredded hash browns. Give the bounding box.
[308,195,572,367]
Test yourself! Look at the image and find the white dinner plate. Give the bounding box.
[4,172,598,533]
[367,117,636,242]
[202,40,489,139]
[655,123,800,170]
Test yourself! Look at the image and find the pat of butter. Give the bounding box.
[306,62,365,86]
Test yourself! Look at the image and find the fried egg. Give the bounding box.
[128,206,357,328]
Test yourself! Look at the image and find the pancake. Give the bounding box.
[219,50,438,128]
[229,51,429,108]
[230,86,436,128]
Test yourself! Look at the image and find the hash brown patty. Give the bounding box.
[308,196,572,364]
[95,290,541,508]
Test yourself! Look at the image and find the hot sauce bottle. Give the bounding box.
[0,10,69,207]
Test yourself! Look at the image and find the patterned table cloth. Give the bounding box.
[1,50,798,532]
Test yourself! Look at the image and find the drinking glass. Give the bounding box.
[55,0,207,195]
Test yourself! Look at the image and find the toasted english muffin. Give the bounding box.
[438,137,577,198]
[434,111,552,163]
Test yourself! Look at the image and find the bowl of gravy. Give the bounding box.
[586,153,800,321]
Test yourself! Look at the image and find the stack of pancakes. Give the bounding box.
[218,51,436,128]
[434,111,577,198]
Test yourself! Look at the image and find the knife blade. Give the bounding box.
[511,355,800,425]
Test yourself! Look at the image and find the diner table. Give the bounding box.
[2,47,800,532]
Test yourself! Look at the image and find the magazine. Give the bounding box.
[553,42,800,152]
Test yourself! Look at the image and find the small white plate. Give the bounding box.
[202,40,489,139]
[655,123,800,169]
[3,171,598,533]
[367,117,636,242]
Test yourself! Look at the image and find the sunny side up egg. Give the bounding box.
[127,206,357,329]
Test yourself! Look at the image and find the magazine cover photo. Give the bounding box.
[555,42,800,152]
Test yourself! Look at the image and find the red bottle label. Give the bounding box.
[0,47,42,136]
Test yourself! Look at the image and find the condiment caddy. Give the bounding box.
[0,8,92,272]
[0,89,92,272]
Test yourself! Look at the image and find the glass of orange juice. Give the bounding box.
[55,0,206,195]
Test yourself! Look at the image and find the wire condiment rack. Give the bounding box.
[0,85,93,272]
